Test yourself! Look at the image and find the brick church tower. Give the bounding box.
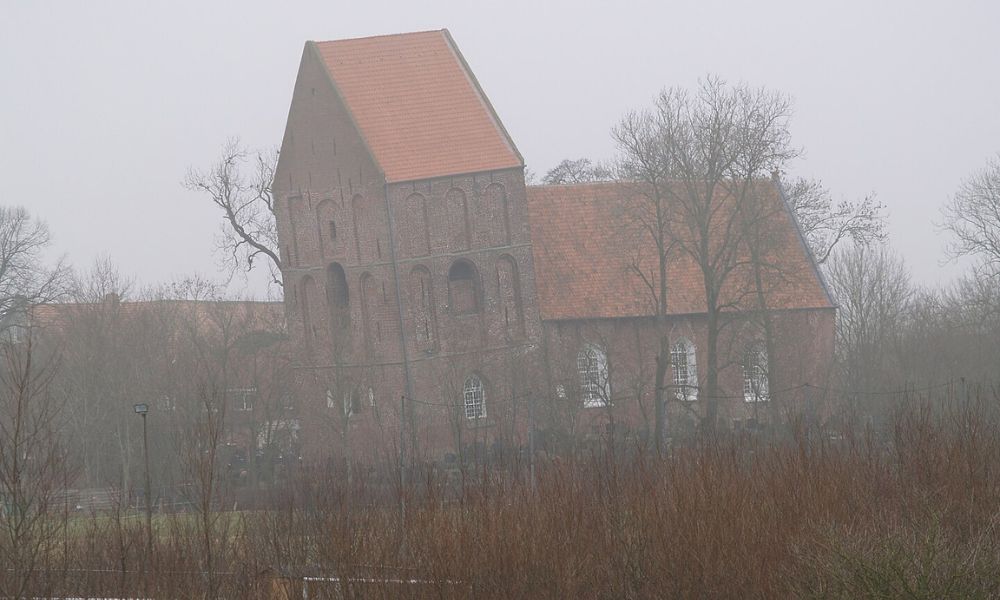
[272,30,544,463]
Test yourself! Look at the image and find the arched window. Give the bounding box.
[463,375,486,420]
[577,344,610,408]
[671,338,698,401]
[448,260,480,314]
[743,341,770,402]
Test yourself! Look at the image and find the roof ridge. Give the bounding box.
[312,29,445,45]
[528,181,621,189]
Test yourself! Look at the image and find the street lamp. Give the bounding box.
[133,403,153,561]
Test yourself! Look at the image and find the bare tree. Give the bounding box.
[542,158,612,185]
[0,207,68,328]
[825,243,912,419]
[0,327,69,599]
[185,139,282,288]
[613,76,799,433]
[612,106,676,451]
[785,178,885,265]
[941,154,1000,273]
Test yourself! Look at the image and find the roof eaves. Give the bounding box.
[386,164,525,186]
[774,176,837,309]
[441,29,525,169]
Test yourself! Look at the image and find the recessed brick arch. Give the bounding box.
[400,192,430,257]
[325,262,350,354]
[408,265,437,350]
[445,187,471,251]
[495,254,524,338]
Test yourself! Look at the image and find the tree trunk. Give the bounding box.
[705,305,720,432]
[654,334,669,454]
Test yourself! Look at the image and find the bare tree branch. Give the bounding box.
[941,154,1000,273]
[784,177,885,264]
[184,138,283,289]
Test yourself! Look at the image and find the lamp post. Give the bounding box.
[133,403,153,560]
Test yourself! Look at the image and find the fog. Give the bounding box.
[6,2,1000,596]
[3,0,998,294]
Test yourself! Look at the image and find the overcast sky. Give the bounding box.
[2,0,998,298]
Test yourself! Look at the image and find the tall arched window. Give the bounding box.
[743,341,770,402]
[577,344,610,408]
[463,375,486,420]
[448,260,480,314]
[671,338,698,401]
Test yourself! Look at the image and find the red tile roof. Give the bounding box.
[526,182,833,321]
[314,30,522,183]
[29,299,284,334]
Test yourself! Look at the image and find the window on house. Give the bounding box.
[448,260,479,314]
[329,220,337,242]
[463,375,486,420]
[577,345,610,408]
[743,341,770,402]
[671,338,698,401]
[327,388,362,417]
[229,388,257,412]
[157,395,177,412]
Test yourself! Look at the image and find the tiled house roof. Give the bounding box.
[526,182,834,321]
[28,299,285,334]
[313,30,522,183]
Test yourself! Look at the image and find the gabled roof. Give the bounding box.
[312,30,522,183]
[526,182,834,321]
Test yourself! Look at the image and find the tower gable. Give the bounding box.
[273,42,382,198]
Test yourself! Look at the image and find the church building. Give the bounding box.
[271,30,835,464]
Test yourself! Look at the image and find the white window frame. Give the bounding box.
[671,338,698,401]
[463,375,486,420]
[743,342,770,402]
[577,344,610,408]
